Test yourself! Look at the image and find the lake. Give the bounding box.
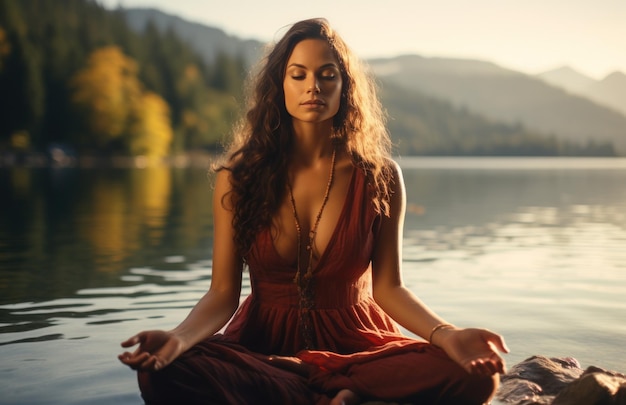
[1,157,626,404]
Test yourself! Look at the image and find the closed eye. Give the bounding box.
[319,66,339,81]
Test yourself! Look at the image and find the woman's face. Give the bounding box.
[283,39,343,127]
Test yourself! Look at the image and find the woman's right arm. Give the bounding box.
[118,170,243,371]
[171,169,243,344]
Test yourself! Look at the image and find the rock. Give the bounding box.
[497,356,626,405]
[497,355,583,403]
[552,367,626,405]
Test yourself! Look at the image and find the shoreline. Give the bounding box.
[0,151,218,169]
[3,151,626,170]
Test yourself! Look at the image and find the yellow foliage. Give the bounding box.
[70,46,143,147]
[127,91,173,157]
[70,46,175,156]
[10,130,30,150]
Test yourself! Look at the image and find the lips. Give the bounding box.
[302,99,325,106]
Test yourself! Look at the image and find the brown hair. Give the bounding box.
[217,18,393,258]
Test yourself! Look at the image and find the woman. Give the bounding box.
[119,18,508,404]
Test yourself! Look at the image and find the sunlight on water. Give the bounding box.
[402,198,626,373]
[1,159,626,404]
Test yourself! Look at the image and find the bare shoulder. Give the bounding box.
[383,158,405,192]
[213,169,229,192]
[386,158,401,173]
[213,169,235,210]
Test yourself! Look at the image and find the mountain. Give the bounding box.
[536,66,596,94]
[122,8,264,65]
[370,55,626,153]
[378,81,614,156]
[538,67,626,116]
[585,72,626,116]
[116,8,625,156]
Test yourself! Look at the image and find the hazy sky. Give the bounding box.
[99,0,626,80]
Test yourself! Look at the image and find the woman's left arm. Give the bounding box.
[371,161,509,375]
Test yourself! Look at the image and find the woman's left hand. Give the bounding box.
[435,327,509,376]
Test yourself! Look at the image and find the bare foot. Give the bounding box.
[330,388,360,405]
[266,355,312,377]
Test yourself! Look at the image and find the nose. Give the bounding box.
[307,78,320,94]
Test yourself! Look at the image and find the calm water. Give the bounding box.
[1,157,626,404]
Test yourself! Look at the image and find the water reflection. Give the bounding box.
[402,163,626,231]
[0,167,214,304]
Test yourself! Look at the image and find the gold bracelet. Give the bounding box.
[428,323,454,344]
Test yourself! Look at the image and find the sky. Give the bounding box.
[99,0,626,80]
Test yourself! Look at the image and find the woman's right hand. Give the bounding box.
[118,330,185,372]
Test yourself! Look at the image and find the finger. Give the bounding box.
[118,352,139,368]
[464,360,477,375]
[485,347,507,374]
[469,359,487,376]
[482,350,506,374]
[132,345,145,356]
[484,353,506,374]
[120,352,151,369]
[481,358,499,375]
[495,356,507,374]
[139,355,158,371]
[486,332,510,354]
[120,334,141,348]
[465,357,492,376]
[118,352,132,364]
[478,359,498,376]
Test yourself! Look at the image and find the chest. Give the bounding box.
[271,164,355,265]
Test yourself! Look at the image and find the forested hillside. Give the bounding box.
[370,55,626,154]
[0,0,246,158]
[112,7,625,157]
[380,82,615,156]
[0,1,619,159]
[123,8,263,66]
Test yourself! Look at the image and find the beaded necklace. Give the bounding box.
[287,148,337,349]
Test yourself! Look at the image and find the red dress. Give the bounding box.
[138,168,495,404]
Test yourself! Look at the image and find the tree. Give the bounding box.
[127,92,173,157]
[0,1,45,147]
[70,46,142,150]
[70,45,172,155]
[172,63,238,151]
[209,50,246,96]
[1,1,245,155]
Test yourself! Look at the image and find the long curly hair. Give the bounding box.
[216,18,393,258]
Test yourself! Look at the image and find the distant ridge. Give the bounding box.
[370,55,626,153]
[117,8,625,156]
[537,67,626,116]
[585,71,626,116]
[122,8,264,65]
[537,66,596,94]
[371,55,518,77]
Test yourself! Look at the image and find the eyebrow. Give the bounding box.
[286,62,338,70]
